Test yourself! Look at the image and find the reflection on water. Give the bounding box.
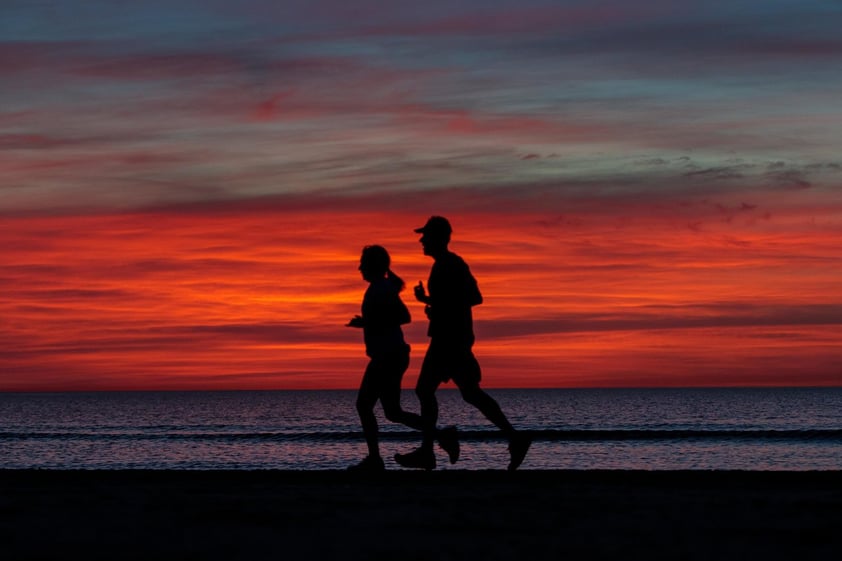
[5,436,839,471]
[1,389,841,470]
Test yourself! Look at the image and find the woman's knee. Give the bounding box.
[356,397,374,416]
[382,405,404,423]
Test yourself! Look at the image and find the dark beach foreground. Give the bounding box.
[1,470,840,561]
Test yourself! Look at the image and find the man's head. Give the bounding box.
[414,215,451,257]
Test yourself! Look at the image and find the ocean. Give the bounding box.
[1,388,840,470]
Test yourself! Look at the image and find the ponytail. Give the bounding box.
[386,268,406,292]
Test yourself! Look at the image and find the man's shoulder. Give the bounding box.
[438,251,470,270]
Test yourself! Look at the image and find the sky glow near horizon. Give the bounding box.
[2,0,841,390]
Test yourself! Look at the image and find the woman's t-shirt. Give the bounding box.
[362,278,411,357]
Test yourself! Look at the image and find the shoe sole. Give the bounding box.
[439,427,460,464]
[507,439,532,471]
[394,454,435,471]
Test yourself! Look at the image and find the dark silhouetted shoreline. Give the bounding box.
[2,470,840,560]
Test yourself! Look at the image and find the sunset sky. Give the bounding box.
[2,0,841,391]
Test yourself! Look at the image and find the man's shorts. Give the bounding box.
[418,339,481,388]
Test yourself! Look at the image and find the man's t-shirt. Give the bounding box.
[426,251,482,346]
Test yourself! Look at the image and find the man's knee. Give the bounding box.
[415,374,437,398]
[459,385,486,406]
[415,385,436,405]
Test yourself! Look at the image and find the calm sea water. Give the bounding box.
[1,388,840,470]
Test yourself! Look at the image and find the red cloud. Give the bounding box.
[3,194,840,390]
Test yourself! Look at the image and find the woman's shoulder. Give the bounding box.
[365,278,398,298]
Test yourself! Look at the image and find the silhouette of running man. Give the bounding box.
[395,216,531,471]
[347,244,459,471]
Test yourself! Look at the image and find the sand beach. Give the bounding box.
[1,470,840,560]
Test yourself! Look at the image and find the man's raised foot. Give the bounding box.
[438,426,460,464]
[507,433,532,471]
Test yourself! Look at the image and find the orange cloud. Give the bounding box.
[2,193,841,391]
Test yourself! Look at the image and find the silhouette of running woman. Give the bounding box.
[346,245,459,471]
[395,217,531,471]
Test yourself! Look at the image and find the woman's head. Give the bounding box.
[359,245,404,290]
[360,245,390,278]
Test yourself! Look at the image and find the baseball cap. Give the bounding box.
[414,215,452,238]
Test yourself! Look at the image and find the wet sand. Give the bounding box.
[1,470,840,560]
